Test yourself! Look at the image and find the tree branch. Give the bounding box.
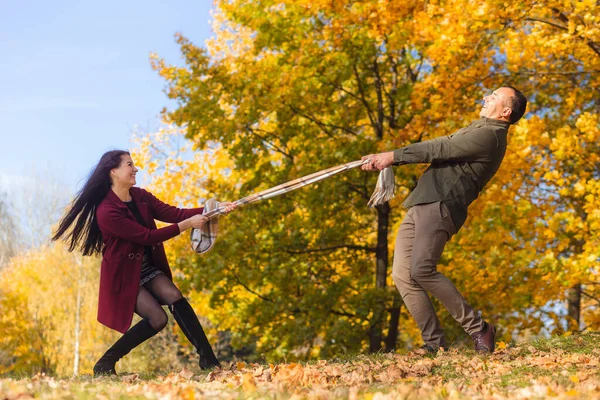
[353,64,378,132]
[514,69,600,76]
[331,309,357,318]
[372,60,385,139]
[284,244,377,254]
[386,51,399,129]
[525,17,600,58]
[582,289,600,305]
[288,105,359,137]
[246,126,294,161]
[347,181,370,201]
[525,16,567,30]
[232,272,273,303]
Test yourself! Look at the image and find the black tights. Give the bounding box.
[134,275,183,330]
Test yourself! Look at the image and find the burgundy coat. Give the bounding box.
[96,187,203,333]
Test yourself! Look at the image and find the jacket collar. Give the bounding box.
[104,187,128,210]
[130,187,146,206]
[104,187,147,209]
[103,187,151,225]
[478,117,510,129]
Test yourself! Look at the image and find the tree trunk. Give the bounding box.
[567,283,581,332]
[370,202,390,353]
[73,256,82,376]
[384,299,401,351]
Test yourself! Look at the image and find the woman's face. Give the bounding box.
[111,154,138,187]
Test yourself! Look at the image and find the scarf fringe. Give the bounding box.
[367,167,395,207]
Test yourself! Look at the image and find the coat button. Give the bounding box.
[136,253,141,260]
[128,253,134,259]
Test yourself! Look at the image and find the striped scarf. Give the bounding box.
[191,160,394,254]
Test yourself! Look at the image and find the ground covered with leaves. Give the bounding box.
[1,334,599,399]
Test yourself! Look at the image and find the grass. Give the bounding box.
[1,333,600,399]
[530,331,600,354]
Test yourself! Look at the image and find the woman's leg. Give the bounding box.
[144,275,220,369]
[143,274,183,305]
[135,285,169,330]
[93,287,167,375]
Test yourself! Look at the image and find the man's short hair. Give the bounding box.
[503,86,527,124]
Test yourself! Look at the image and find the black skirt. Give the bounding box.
[139,253,163,286]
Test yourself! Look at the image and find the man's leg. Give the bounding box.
[392,207,446,349]
[409,202,484,336]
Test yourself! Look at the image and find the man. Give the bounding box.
[362,86,527,353]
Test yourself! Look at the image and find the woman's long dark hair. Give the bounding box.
[52,150,129,256]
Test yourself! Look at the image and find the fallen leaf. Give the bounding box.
[206,371,218,382]
[253,366,264,377]
[121,374,138,384]
[242,373,257,391]
[178,368,195,380]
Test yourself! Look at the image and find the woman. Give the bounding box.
[52,150,235,375]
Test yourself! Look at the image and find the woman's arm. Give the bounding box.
[97,207,208,246]
[142,189,203,223]
[97,207,181,245]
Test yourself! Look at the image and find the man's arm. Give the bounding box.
[394,129,498,165]
[362,128,499,170]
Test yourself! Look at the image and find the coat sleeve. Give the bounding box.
[97,206,181,246]
[141,189,204,223]
[393,128,499,165]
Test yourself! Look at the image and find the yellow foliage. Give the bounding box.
[141,0,600,357]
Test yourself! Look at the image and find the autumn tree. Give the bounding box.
[145,0,526,358]
[502,0,600,332]
[138,0,600,360]
[422,0,600,337]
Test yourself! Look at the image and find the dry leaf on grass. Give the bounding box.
[121,374,138,384]
[178,368,195,380]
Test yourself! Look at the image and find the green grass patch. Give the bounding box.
[530,332,600,354]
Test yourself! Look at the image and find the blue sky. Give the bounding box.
[0,0,213,197]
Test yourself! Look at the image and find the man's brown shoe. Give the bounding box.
[471,322,496,353]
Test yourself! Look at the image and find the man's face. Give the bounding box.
[479,87,514,120]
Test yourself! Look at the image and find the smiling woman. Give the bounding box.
[112,155,138,188]
[51,150,236,376]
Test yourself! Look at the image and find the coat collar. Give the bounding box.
[104,187,128,210]
[103,187,150,225]
[477,117,510,129]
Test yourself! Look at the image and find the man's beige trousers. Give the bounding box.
[392,201,484,348]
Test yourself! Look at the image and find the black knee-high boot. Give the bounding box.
[93,319,159,376]
[169,298,220,370]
